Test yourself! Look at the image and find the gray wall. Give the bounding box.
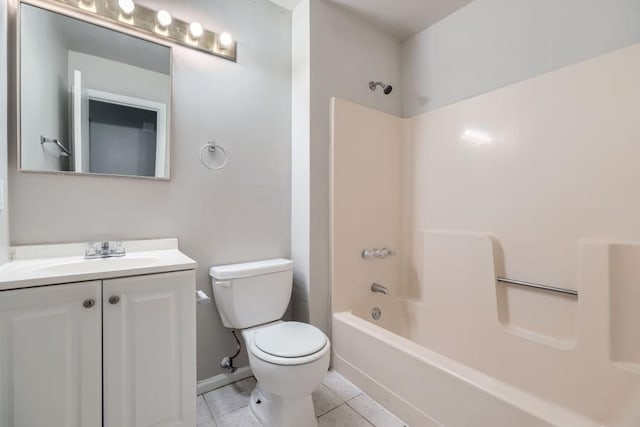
[9,0,292,381]
[0,0,8,264]
[310,0,402,119]
[290,0,311,325]
[401,0,640,117]
[291,0,402,335]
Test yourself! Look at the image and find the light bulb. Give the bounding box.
[219,32,233,48]
[79,0,96,11]
[157,10,172,27]
[189,22,204,39]
[117,0,135,15]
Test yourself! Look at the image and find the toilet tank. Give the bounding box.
[209,259,293,329]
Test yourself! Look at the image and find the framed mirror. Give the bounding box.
[18,2,172,179]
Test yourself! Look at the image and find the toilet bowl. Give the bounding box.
[209,259,330,427]
[243,322,330,427]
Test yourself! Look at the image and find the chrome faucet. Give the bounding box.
[85,241,126,259]
[371,282,389,295]
[362,247,396,259]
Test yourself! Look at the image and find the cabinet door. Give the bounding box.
[0,281,102,427]
[103,270,196,427]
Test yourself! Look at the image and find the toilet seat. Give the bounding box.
[248,321,330,366]
[255,322,327,357]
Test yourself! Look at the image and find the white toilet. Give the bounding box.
[209,259,330,427]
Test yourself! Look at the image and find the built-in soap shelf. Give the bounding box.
[496,278,578,350]
[608,244,640,367]
[496,241,640,361]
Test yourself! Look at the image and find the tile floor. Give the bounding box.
[198,370,407,427]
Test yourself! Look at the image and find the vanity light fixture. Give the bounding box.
[78,0,96,12]
[51,0,237,61]
[189,22,204,39]
[156,9,172,28]
[219,32,233,48]
[117,0,134,15]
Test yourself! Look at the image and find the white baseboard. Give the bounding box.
[197,366,253,395]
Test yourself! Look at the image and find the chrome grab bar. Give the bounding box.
[371,282,389,295]
[497,277,578,296]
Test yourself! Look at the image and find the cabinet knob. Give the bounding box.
[83,298,96,309]
[109,295,120,305]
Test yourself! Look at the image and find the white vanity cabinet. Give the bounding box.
[0,281,102,427]
[0,269,196,427]
[103,271,196,427]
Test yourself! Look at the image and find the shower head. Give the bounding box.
[369,81,393,95]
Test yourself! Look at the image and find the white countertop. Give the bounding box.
[0,238,197,291]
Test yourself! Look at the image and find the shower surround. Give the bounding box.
[330,42,640,426]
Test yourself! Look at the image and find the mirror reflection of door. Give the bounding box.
[88,98,159,178]
[72,69,167,178]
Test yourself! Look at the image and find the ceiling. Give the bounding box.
[269,0,473,41]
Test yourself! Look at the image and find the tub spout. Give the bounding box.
[371,282,389,295]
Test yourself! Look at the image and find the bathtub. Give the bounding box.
[329,234,640,426]
[330,89,640,427]
[332,305,601,427]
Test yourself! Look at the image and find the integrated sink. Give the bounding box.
[33,255,169,275]
[0,238,197,291]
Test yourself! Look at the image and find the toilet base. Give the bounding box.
[249,385,317,427]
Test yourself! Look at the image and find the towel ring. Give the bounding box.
[200,141,228,170]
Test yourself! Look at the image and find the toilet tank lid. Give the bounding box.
[209,258,293,280]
